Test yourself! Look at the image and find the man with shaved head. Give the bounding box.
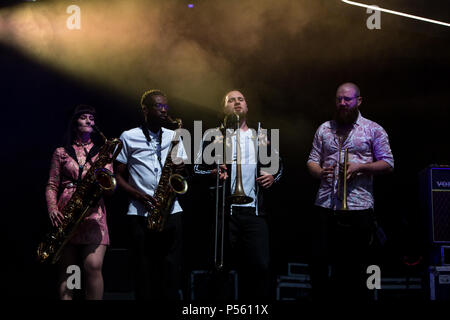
[194,90,283,301]
[307,82,394,301]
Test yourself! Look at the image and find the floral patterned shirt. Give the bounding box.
[307,112,394,210]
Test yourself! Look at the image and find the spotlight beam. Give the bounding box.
[341,0,450,27]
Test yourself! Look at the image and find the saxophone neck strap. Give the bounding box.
[64,144,101,183]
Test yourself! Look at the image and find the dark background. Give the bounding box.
[2,0,449,299]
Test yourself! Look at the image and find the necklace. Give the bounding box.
[74,140,92,147]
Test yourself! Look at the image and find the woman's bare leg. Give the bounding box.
[81,244,107,300]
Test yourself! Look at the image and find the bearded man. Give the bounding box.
[307,82,394,301]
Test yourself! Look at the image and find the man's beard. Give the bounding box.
[334,106,359,127]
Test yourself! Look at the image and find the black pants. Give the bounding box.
[129,213,183,300]
[309,206,375,302]
[227,207,270,301]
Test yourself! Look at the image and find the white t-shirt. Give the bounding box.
[230,129,258,214]
[116,126,187,216]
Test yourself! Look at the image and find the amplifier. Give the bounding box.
[429,266,450,301]
[276,262,312,301]
[419,166,450,244]
[276,275,311,301]
[373,277,424,301]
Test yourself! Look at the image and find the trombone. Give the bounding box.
[213,113,253,271]
[227,113,253,205]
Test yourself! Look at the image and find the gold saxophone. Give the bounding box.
[147,117,188,231]
[37,126,123,264]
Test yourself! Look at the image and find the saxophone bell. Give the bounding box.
[169,173,188,195]
[94,168,117,191]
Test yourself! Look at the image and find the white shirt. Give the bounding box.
[116,127,187,216]
[230,129,258,214]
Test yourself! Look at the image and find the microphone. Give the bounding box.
[223,113,239,129]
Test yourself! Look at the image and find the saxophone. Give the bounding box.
[147,118,188,231]
[37,126,123,264]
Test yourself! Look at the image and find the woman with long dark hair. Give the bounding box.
[45,104,111,300]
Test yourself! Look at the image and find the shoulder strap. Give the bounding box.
[64,145,78,164]
[140,125,151,142]
[63,144,101,183]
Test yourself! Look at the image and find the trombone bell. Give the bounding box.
[227,113,253,205]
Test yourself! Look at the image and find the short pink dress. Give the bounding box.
[45,142,111,245]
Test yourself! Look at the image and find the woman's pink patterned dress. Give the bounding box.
[45,142,111,245]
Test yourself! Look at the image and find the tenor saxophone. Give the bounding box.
[37,126,123,264]
[147,118,188,231]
